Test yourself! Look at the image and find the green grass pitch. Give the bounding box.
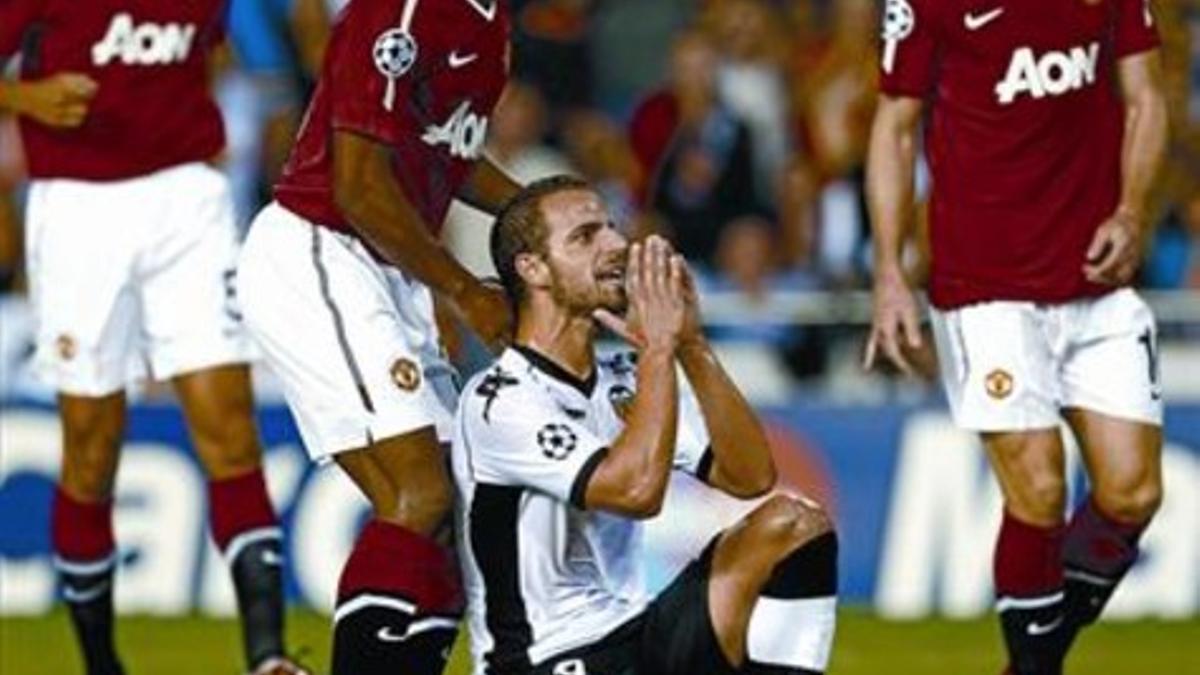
[2,609,1196,674]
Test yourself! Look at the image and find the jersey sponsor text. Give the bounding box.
[91,13,197,67]
[994,42,1099,105]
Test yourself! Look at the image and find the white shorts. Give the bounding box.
[25,163,250,396]
[930,288,1163,431]
[236,202,457,463]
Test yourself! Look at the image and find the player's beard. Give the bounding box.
[547,258,627,317]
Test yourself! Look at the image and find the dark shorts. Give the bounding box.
[533,539,736,675]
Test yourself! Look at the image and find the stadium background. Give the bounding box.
[1,0,1198,673]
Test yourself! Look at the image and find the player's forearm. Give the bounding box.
[586,345,678,517]
[333,132,481,301]
[677,340,775,498]
[866,101,920,273]
[457,156,522,215]
[1117,70,1168,223]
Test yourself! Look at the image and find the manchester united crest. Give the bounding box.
[391,358,421,392]
[985,369,1014,400]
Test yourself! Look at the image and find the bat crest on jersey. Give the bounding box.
[995,42,1100,105]
[421,100,489,160]
[373,29,418,111]
[91,13,197,66]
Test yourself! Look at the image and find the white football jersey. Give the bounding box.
[452,346,712,673]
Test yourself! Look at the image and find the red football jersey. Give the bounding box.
[274,0,510,237]
[878,0,1160,309]
[0,0,226,181]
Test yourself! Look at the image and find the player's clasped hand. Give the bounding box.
[17,72,98,128]
[595,235,688,351]
[1083,208,1145,286]
[863,265,923,376]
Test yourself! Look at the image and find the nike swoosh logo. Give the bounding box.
[448,51,478,68]
[1026,615,1064,636]
[63,580,111,604]
[964,8,1004,30]
[376,626,407,643]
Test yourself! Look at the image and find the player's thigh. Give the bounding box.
[930,301,1060,432]
[24,178,142,396]
[981,428,1068,524]
[1062,408,1162,522]
[638,539,738,675]
[1060,289,1163,428]
[236,205,454,465]
[138,164,251,382]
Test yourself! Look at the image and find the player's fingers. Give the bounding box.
[882,333,915,376]
[593,308,642,346]
[61,73,99,100]
[1085,226,1114,264]
[862,330,879,370]
[901,305,923,349]
[627,242,643,298]
[668,254,684,297]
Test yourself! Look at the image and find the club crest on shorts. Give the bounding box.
[608,384,634,422]
[55,334,76,361]
[372,28,417,111]
[537,423,578,460]
[985,369,1014,400]
[390,358,421,392]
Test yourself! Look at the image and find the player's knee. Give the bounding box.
[385,473,453,534]
[1093,480,1162,524]
[1008,473,1066,523]
[192,413,262,478]
[767,530,839,599]
[60,446,118,501]
[750,494,833,552]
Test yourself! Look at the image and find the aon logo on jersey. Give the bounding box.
[995,42,1099,105]
[422,101,489,160]
[92,13,197,67]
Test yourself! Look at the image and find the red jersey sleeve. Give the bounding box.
[0,0,42,59]
[1113,0,1160,58]
[328,1,418,146]
[878,0,940,98]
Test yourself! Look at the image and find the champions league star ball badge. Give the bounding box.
[373,28,417,111]
[537,423,578,460]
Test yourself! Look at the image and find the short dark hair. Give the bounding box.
[490,174,593,306]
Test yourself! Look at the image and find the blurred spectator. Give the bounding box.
[630,30,762,266]
[792,0,879,285]
[588,0,694,116]
[217,0,328,226]
[699,215,828,378]
[703,0,794,207]
[511,0,594,123]
[561,110,642,233]
[444,81,577,277]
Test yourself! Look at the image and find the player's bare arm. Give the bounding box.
[457,155,522,215]
[864,94,924,374]
[0,73,97,128]
[583,238,686,518]
[1084,49,1169,286]
[332,129,511,346]
[675,263,776,498]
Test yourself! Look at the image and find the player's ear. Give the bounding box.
[515,252,550,291]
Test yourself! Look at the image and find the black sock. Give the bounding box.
[58,557,124,675]
[742,532,838,674]
[227,531,287,669]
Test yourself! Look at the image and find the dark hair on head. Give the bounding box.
[490,174,593,306]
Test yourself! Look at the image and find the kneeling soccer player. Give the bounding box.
[452,176,839,674]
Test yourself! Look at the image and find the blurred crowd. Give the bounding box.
[1,0,1198,389]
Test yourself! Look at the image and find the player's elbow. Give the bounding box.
[726,465,777,500]
[619,480,668,519]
